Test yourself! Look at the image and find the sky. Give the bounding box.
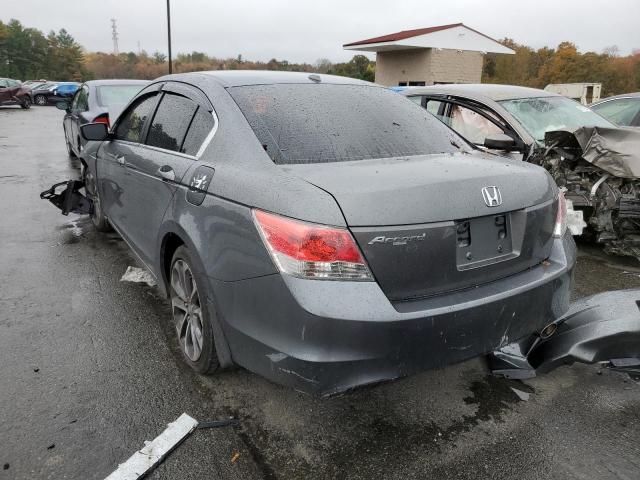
[3,0,639,63]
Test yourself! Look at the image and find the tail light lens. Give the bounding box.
[253,209,373,281]
[93,114,110,127]
[553,190,568,237]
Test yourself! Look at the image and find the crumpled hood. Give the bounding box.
[545,126,640,178]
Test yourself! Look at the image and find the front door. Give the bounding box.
[99,83,213,267]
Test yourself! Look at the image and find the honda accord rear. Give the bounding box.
[49,72,576,396]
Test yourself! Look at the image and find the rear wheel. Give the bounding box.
[20,97,31,109]
[170,246,219,375]
[34,95,46,106]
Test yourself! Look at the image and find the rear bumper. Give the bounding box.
[210,233,576,396]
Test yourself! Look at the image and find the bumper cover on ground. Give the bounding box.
[491,289,640,379]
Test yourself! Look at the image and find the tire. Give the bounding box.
[82,167,111,232]
[34,95,46,106]
[170,246,219,375]
[64,129,76,158]
[20,97,31,109]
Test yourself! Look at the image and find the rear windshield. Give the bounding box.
[229,84,465,164]
[97,85,145,107]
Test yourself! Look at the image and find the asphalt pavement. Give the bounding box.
[1,106,640,480]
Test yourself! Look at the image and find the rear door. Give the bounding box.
[100,82,215,266]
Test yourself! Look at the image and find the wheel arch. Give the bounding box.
[158,222,234,368]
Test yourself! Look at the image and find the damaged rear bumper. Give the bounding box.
[491,289,640,379]
[213,234,576,396]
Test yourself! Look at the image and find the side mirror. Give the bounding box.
[56,101,70,112]
[484,133,520,151]
[81,123,110,142]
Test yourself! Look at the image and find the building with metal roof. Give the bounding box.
[344,23,515,87]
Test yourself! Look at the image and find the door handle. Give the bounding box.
[158,166,175,182]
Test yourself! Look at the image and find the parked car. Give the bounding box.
[57,79,150,158]
[22,79,49,90]
[591,93,640,127]
[401,84,640,257]
[39,71,584,395]
[54,82,80,99]
[29,82,59,105]
[0,78,32,109]
[31,82,79,105]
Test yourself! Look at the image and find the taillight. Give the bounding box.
[93,114,110,127]
[253,209,373,281]
[553,189,568,238]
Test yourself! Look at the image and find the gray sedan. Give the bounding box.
[42,72,583,395]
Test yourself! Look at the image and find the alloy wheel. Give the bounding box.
[170,259,204,362]
[34,95,46,105]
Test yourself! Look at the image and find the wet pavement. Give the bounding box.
[1,106,640,480]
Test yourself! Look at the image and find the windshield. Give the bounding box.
[229,84,465,164]
[96,85,144,107]
[499,96,614,144]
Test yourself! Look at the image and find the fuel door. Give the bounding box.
[186,165,215,206]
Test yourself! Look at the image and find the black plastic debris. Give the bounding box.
[40,180,91,216]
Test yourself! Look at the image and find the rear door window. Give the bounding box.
[114,94,158,143]
[229,84,464,164]
[146,93,198,153]
[181,107,215,156]
[72,86,89,112]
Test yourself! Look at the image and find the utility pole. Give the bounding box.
[111,18,119,55]
[166,0,172,74]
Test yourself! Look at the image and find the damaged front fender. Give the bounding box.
[491,289,640,378]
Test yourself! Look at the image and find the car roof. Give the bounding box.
[84,79,150,87]
[166,70,373,88]
[403,83,560,101]
[593,92,640,104]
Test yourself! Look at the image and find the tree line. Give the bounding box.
[1,18,638,97]
[483,39,640,97]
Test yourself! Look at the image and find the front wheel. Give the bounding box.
[34,95,46,106]
[20,97,31,109]
[170,246,219,374]
[82,167,111,232]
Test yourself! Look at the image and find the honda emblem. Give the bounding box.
[481,186,502,207]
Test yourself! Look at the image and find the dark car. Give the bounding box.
[0,78,31,109]
[401,84,640,258]
[57,80,150,158]
[29,82,59,105]
[591,93,640,127]
[41,71,581,395]
[31,82,79,106]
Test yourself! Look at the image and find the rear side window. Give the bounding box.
[115,94,157,143]
[229,84,464,164]
[181,108,215,156]
[146,93,197,152]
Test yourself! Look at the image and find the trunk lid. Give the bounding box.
[286,152,558,301]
